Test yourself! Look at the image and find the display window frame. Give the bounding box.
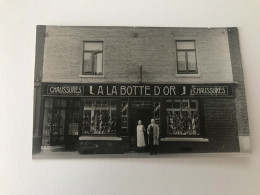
[164,98,205,138]
[81,98,120,136]
[41,97,81,148]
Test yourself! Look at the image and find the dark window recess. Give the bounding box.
[176,41,198,74]
[82,42,103,75]
[42,98,66,146]
[67,99,80,136]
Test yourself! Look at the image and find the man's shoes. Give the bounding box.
[150,153,153,155]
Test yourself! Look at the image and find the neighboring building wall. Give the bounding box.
[33,25,46,153]
[203,98,239,152]
[42,26,234,84]
[228,28,250,153]
[204,98,238,138]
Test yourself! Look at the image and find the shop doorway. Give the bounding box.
[64,99,81,150]
[130,108,153,151]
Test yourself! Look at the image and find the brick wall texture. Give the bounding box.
[42,26,234,84]
[228,28,250,136]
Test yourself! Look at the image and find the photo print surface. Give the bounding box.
[32,26,250,158]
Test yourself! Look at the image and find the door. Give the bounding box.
[130,108,153,151]
[64,99,80,150]
[49,99,66,146]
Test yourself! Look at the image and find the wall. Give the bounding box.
[42,26,234,84]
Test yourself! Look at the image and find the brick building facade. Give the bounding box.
[33,26,250,154]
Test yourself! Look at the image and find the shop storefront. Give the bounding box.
[40,83,236,154]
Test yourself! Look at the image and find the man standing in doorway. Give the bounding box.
[147,119,160,155]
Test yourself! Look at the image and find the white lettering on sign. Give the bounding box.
[139,86,144,95]
[170,86,176,95]
[127,86,133,95]
[89,86,95,95]
[191,86,228,95]
[111,86,117,95]
[120,86,126,95]
[46,84,232,97]
[97,86,103,95]
[145,86,151,95]
[154,86,160,95]
[48,86,83,95]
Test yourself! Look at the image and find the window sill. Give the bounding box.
[175,74,201,78]
[160,137,209,142]
[79,136,122,141]
[78,74,105,78]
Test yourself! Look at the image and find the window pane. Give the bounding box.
[82,100,117,135]
[102,100,108,107]
[187,51,197,71]
[68,123,79,135]
[60,99,67,108]
[166,100,172,108]
[96,53,103,74]
[173,101,180,109]
[190,101,197,109]
[84,100,92,107]
[111,101,116,107]
[96,101,101,107]
[84,42,102,51]
[177,41,195,50]
[83,53,93,72]
[177,51,186,71]
[53,99,60,107]
[59,109,65,135]
[45,98,53,108]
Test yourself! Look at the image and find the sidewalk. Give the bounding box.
[32,149,250,159]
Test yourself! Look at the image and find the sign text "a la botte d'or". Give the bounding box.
[45,84,234,97]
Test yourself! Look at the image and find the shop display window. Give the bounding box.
[42,98,66,146]
[166,99,200,136]
[82,99,117,135]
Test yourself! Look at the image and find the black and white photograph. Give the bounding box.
[2,0,260,194]
[32,26,250,157]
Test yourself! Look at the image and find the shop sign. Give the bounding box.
[43,84,234,97]
[47,85,84,95]
[191,86,229,96]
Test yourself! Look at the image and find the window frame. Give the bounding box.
[165,98,201,137]
[82,41,104,75]
[176,40,198,74]
[82,98,118,135]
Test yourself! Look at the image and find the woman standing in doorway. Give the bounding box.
[136,120,146,152]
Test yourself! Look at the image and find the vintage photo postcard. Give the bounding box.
[32,26,250,158]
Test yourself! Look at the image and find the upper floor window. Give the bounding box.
[83,42,103,75]
[176,41,198,74]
